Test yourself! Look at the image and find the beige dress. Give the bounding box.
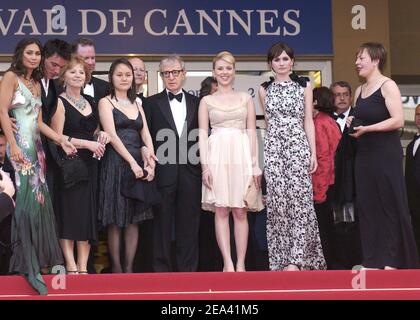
[201,92,263,212]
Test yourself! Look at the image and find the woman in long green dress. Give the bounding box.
[0,38,76,295]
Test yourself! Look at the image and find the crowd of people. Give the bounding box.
[0,37,419,295]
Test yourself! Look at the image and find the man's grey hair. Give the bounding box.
[159,55,185,72]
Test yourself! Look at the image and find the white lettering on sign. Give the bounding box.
[110,9,133,35]
[0,7,303,38]
[15,9,41,35]
[144,9,167,36]
[79,9,107,35]
[0,9,18,35]
[44,5,67,35]
[351,5,366,30]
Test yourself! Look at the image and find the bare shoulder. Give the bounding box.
[382,78,398,90]
[354,85,362,100]
[98,95,112,108]
[381,78,400,98]
[240,91,252,102]
[1,71,18,86]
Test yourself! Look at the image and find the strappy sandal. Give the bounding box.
[66,270,79,275]
[78,271,89,275]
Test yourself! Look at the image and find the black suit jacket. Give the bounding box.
[332,108,357,204]
[143,89,201,187]
[0,156,15,193]
[40,79,61,125]
[137,92,146,104]
[405,136,420,218]
[89,77,111,103]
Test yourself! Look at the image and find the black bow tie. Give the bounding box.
[333,113,345,120]
[168,92,183,102]
[414,134,420,141]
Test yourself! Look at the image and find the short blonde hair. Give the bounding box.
[58,54,91,87]
[212,51,235,69]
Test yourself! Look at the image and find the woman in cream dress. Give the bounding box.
[199,51,263,272]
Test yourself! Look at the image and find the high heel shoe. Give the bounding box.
[66,270,79,275]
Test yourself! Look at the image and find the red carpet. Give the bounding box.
[0,270,420,299]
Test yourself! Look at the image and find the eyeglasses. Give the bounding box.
[160,69,184,78]
[334,92,350,98]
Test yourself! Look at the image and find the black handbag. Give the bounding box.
[120,165,161,205]
[57,154,89,189]
[348,118,364,134]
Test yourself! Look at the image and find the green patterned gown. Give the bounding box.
[7,78,63,295]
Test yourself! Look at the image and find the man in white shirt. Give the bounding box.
[405,104,420,257]
[330,81,362,269]
[40,39,72,203]
[72,38,110,102]
[128,57,147,103]
[332,81,352,133]
[41,39,72,123]
[143,55,201,272]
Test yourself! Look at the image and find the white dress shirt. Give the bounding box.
[167,89,186,136]
[83,83,94,98]
[334,108,351,133]
[413,134,420,156]
[41,78,50,97]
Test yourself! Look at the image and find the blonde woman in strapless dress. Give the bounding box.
[199,51,263,272]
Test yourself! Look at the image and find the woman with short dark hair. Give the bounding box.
[348,42,419,269]
[312,86,341,269]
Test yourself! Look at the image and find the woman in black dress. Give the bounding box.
[98,58,157,273]
[348,42,419,269]
[51,55,109,274]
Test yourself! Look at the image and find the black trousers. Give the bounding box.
[314,199,337,270]
[153,166,201,272]
[411,215,420,259]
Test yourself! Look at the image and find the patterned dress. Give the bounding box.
[7,78,63,295]
[264,80,325,270]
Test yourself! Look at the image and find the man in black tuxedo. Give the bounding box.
[41,39,72,202]
[143,55,201,272]
[129,57,147,103]
[0,170,15,275]
[405,104,420,257]
[330,81,362,269]
[0,131,14,188]
[128,56,153,272]
[72,38,110,102]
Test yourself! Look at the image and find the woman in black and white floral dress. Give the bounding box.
[258,42,326,271]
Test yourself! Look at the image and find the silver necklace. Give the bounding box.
[116,97,131,107]
[65,93,87,111]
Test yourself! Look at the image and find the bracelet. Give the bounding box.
[202,168,210,174]
[68,136,72,142]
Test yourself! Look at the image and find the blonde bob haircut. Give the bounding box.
[213,51,235,69]
[58,54,91,87]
